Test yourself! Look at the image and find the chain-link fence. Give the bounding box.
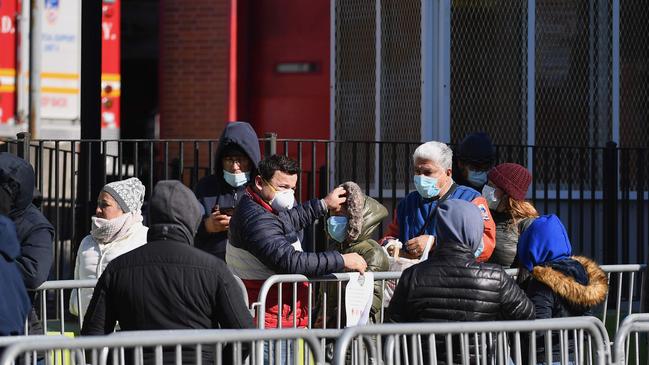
[620,2,649,148]
[333,0,421,193]
[450,1,528,146]
[333,0,648,198]
[334,0,376,189]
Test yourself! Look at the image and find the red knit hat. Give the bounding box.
[488,163,531,201]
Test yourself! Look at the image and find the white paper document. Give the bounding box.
[345,272,374,327]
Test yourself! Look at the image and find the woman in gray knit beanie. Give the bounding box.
[70,177,149,318]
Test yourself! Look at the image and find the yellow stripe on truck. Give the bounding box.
[102,73,121,81]
[39,87,121,97]
[42,87,79,94]
[41,72,79,80]
[0,68,16,77]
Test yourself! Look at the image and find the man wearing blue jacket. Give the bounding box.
[227,154,367,329]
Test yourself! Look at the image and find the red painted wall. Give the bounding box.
[240,0,330,140]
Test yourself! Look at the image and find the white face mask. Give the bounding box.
[270,189,295,211]
[481,185,501,210]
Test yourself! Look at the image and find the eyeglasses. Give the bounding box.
[223,156,248,165]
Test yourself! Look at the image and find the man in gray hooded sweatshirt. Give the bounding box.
[82,181,253,363]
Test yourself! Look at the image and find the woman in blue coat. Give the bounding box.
[517,214,608,363]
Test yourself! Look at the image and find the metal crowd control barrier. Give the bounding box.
[0,329,329,365]
[612,313,649,365]
[333,317,610,365]
[253,272,402,329]
[27,275,251,336]
[254,265,645,333]
[599,265,646,336]
[27,279,98,335]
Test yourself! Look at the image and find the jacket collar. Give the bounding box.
[429,242,475,261]
[531,256,608,308]
[245,186,277,215]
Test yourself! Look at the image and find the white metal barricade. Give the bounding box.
[253,272,402,329]
[0,329,328,365]
[27,276,251,335]
[333,317,610,365]
[26,279,98,335]
[612,313,649,365]
[253,264,645,335]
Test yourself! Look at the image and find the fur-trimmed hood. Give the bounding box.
[337,181,387,245]
[531,256,608,309]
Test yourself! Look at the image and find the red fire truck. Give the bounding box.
[0,0,120,138]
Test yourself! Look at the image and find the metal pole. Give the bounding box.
[76,0,103,245]
[437,0,451,143]
[611,0,620,143]
[527,0,536,168]
[16,0,30,124]
[329,0,337,192]
[603,141,619,264]
[264,132,277,157]
[420,0,434,141]
[373,0,381,193]
[28,0,41,138]
[16,132,31,161]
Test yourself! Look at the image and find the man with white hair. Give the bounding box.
[382,141,496,262]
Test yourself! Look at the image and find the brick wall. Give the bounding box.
[159,0,230,140]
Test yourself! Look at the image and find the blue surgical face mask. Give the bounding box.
[223,170,250,187]
[467,169,488,188]
[327,216,349,243]
[414,175,442,199]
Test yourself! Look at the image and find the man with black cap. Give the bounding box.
[453,132,496,191]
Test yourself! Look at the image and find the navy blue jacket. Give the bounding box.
[194,122,261,259]
[0,153,54,290]
[228,191,344,276]
[0,215,31,335]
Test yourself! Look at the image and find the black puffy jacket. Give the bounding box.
[388,244,534,323]
[388,244,535,363]
[521,256,608,363]
[82,181,253,364]
[227,189,344,328]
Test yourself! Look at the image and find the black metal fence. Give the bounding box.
[1,133,647,280]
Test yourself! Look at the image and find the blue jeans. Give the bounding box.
[263,340,294,365]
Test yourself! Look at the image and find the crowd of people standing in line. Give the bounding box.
[0,122,610,362]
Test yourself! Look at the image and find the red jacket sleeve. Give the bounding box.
[471,196,496,262]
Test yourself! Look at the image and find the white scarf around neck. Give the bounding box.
[90,211,143,245]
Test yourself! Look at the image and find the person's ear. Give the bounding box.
[446,168,453,177]
[254,175,264,191]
